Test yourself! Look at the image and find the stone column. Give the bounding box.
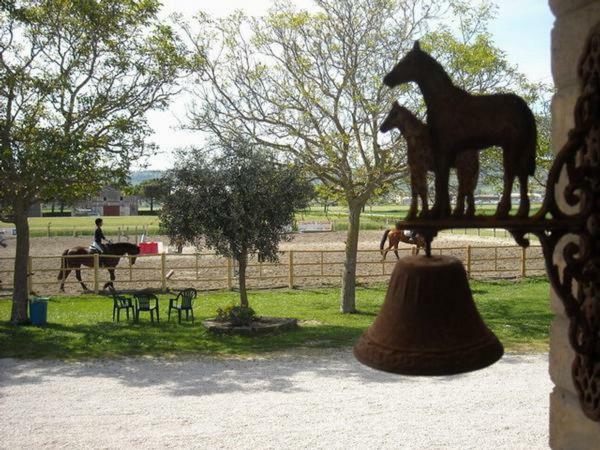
[548,1,600,448]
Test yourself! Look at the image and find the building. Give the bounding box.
[72,186,138,216]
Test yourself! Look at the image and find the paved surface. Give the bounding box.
[0,350,550,449]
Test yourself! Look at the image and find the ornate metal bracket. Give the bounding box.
[394,26,600,421]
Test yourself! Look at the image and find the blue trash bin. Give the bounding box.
[29,297,49,326]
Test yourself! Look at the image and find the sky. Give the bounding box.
[142,0,555,171]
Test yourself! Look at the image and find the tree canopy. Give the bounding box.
[0,0,188,323]
[161,145,314,307]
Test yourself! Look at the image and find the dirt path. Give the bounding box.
[0,350,550,449]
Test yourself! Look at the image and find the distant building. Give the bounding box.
[73,186,138,216]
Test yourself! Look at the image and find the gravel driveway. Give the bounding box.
[0,350,550,449]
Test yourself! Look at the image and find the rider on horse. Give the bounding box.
[380,222,422,260]
[92,218,108,254]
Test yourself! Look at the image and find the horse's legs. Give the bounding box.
[432,154,451,218]
[75,269,89,291]
[104,269,115,290]
[60,269,71,291]
[516,173,530,217]
[394,249,399,260]
[407,176,419,219]
[496,152,515,218]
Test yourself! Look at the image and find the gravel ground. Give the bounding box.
[0,350,550,449]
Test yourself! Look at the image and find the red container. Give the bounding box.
[139,242,159,255]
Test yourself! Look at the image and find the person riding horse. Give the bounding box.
[92,218,109,254]
[380,222,423,260]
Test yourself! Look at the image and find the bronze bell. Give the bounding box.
[354,255,503,375]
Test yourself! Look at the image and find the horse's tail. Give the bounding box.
[58,250,68,280]
[380,229,391,250]
[525,107,537,176]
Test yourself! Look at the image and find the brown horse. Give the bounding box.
[380,101,479,218]
[383,41,536,218]
[380,225,426,260]
[58,242,140,291]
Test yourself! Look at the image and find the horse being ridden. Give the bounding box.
[380,101,479,218]
[383,41,536,218]
[380,223,426,260]
[58,242,140,291]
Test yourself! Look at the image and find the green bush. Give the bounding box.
[215,305,256,326]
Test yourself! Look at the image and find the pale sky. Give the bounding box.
[142,0,554,171]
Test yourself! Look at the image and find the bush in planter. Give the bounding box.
[215,305,256,326]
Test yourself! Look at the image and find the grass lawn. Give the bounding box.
[0,277,551,359]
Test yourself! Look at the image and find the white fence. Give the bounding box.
[0,244,546,296]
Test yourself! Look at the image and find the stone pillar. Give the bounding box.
[548,1,600,448]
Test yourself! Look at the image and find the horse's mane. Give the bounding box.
[396,106,426,133]
[416,49,455,87]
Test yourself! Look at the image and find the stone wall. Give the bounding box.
[548,1,600,448]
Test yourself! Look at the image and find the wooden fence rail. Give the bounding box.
[0,244,546,296]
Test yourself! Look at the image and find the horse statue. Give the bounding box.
[58,242,140,292]
[380,223,426,260]
[380,101,479,218]
[383,41,537,219]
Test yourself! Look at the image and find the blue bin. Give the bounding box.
[29,297,49,326]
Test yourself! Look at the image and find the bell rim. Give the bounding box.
[354,331,504,376]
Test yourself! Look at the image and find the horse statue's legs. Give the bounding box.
[516,173,530,217]
[432,157,452,218]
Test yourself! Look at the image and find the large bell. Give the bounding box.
[354,255,503,375]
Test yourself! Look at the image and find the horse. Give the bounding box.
[383,41,537,219]
[380,225,426,260]
[58,242,140,292]
[380,101,479,218]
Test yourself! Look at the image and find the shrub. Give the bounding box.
[215,305,256,326]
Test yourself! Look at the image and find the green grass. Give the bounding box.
[0,277,551,359]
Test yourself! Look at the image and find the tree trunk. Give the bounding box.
[237,252,249,308]
[150,197,154,213]
[11,204,30,324]
[60,202,65,214]
[340,203,363,313]
[51,202,55,213]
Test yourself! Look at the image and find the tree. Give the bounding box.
[182,0,452,313]
[160,145,314,308]
[137,178,169,212]
[0,0,187,323]
[184,0,543,313]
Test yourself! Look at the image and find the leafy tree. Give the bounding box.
[182,0,449,313]
[0,0,187,323]
[137,178,170,212]
[182,0,544,312]
[161,146,314,308]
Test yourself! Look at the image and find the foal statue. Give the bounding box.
[380,101,479,218]
[383,41,537,219]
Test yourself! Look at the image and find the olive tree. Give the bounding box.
[160,146,314,307]
[0,0,188,323]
